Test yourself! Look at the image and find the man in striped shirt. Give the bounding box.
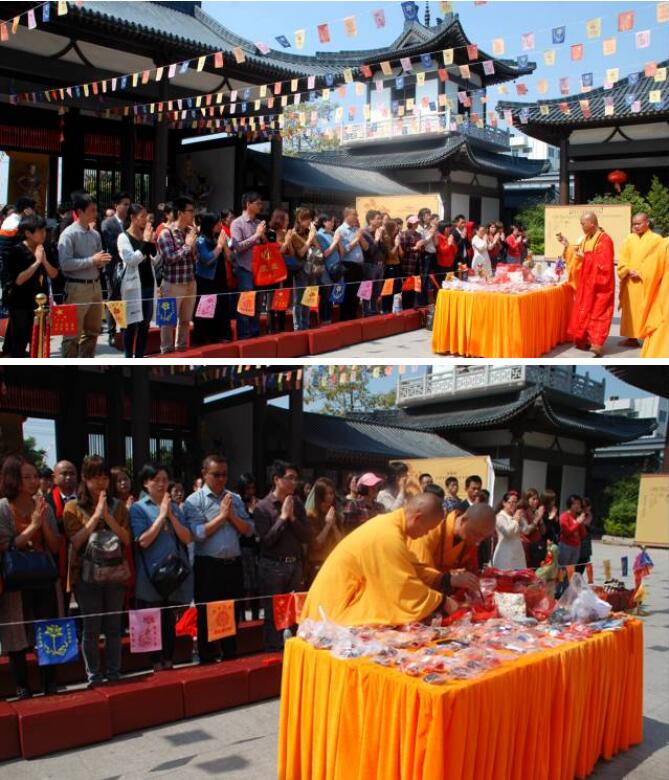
[157,196,197,353]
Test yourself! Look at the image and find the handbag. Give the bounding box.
[138,521,190,601]
[252,242,287,287]
[1,546,58,591]
[303,246,325,280]
[81,526,131,586]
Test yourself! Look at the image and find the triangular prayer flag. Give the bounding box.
[237,291,256,316]
[129,608,162,653]
[206,600,236,641]
[35,619,79,666]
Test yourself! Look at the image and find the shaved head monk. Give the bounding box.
[408,503,496,594]
[300,493,450,626]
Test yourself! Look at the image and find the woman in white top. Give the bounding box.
[491,491,526,570]
[471,224,493,276]
[117,204,156,358]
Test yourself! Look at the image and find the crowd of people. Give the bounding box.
[0,450,593,700]
[0,192,531,358]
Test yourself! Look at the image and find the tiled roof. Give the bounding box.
[497,60,669,128]
[299,136,549,179]
[248,150,417,197]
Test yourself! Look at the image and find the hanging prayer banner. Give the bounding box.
[330,283,346,304]
[294,30,305,50]
[237,291,257,316]
[602,37,617,56]
[659,2,669,22]
[195,294,217,319]
[255,41,271,55]
[571,44,584,61]
[466,44,478,61]
[273,594,296,630]
[301,286,319,308]
[635,30,651,48]
[233,47,246,64]
[373,9,386,28]
[521,32,534,51]
[57,0,68,16]
[401,2,419,21]
[155,297,178,327]
[357,281,373,301]
[482,60,495,76]
[206,600,236,641]
[271,288,291,311]
[214,51,224,68]
[491,39,504,56]
[585,18,601,38]
[105,300,128,329]
[402,276,415,292]
[552,26,566,44]
[380,61,393,76]
[35,619,79,666]
[343,16,357,37]
[50,304,78,336]
[293,592,307,622]
[380,278,395,296]
[543,49,556,66]
[129,608,162,653]
[618,10,635,31]
[317,24,330,43]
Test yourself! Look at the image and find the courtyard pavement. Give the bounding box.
[3,540,667,779]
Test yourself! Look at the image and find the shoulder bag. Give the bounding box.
[138,519,191,601]
[0,502,58,591]
[81,511,131,586]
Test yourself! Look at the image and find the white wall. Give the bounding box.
[560,466,587,510]
[450,193,469,220]
[522,459,547,494]
[481,197,500,225]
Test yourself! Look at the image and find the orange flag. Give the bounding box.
[206,600,236,641]
[237,291,256,316]
[380,278,395,296]
[413,275,422,293]
[293,592,308,622]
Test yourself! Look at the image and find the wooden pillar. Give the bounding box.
[120,116,136,198]
[47,154,59,217]
[106,368,125,467]
[234,138,248,211]
[509,431,524,493]
[559,135,570,205]
[61,108,84,199]
[151,80,169,211]
[130,367,150,474]
[270,133,283,210]
[289,384,304,468]
[55,367,88,468]
[253,393,267,492]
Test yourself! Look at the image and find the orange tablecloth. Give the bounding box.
[278,620,642,780]
[432,283,574,358]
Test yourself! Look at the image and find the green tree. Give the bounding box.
[602,474,640,538]
[22,436,48,470]
[305,367,396,415]
[646,176,669,236]
[282,101,341,156]
[515,202,546,254]
[590,183,649,217]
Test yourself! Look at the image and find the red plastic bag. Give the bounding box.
[252,242,287,286]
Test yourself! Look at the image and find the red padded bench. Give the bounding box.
[176,660,249,718]
[307,323,343,355]
[359,315,396,342]
[0,701,20,761]
[96,673,184,736]
[235,620,264,656]
[237,334,278,359]
[12,689,111,759]
[274,331,310,358]
[246,653,283,702]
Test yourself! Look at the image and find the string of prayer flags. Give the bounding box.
[585,18,601,39]
[603,560,612,580]
[129,608,162,653]
[273,592,308,630]
[621,556,629,577]
[330,283,346,305]
[35,619,79,666]
[380,278,395,296]
[237,291,256,317]
[105,300,127,329]
[175,607,198,639]
[206,600,236,641]
[50,304,78,336]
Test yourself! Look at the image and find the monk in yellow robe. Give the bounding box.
[618,213,665,347]
[640,238,669,358]
[408,504,495,594]
[301,494,447,626]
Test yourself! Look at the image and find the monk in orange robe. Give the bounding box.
[558,212,615,358]
[301,494,448,626]
[640,238,669,358]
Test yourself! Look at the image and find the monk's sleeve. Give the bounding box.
[563,244,582,291]
[617,237,632,280]
[594,234,615,286]
[363,534,443,623]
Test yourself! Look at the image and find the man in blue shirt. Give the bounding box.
[335,206,368,321]
[183,453,254,662]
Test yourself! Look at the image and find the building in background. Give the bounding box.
[502,134,563,221]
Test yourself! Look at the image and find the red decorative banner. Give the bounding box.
[50,304,78,336]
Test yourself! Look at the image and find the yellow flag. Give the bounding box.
[543,49,556,66]
[586,17,601,38]
[322,88,330,100]
[603,560,612,580]
[649,90,662,103]
[491,38,505,56]
[355,82,365,96]
[602,37,616,56]
[233,47,246,64]
[442,48,454,65]
[381,278,395,296]
[658,2,669,23]
[259,84,267,98]
[105,301,127,329]
[58,0,68,16]
[343,68,353,83]
[606,68,620,83]
[655,67,667,81]
[380,61,393,76]
[343,16,357,37]
[291,78,299,92]
[363,103,371,119]
[416,72,426,86]
[196,56,206,72]
[295,30,305,49]
[301,286,319,308]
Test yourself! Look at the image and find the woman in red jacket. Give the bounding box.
[558,494,587,566]
[435,222,457,285]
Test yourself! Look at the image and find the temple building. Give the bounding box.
[349,366,656,508]
[0,1,546,221]
[497,61,669,204]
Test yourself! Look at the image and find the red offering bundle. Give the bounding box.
[482,567,538,593]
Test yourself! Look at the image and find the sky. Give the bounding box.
[23,365,655,466]
[201,0,668,118]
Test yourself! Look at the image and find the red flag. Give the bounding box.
[273,594,295,630]
[214,51,224,68]
[175,607,198,638]
[402,276,415,292]
[271,288,291,311]
[466,44,479,61]
[317,23,331,43]
[50,304,78,336]
[361,64,373,78]
[293,592,307,622]
[618,10,634,31]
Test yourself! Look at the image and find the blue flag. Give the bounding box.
[517,55,529,68]
[243,87,252,100]
[156,297,178,327]
[275,35,291,48]
[325,73,334,87]
[395,76,405,90]
[401,2,419,22]
[421,54,433,70]
[581,73,593,88]
[43,3,50,23]
[628,72,640,86]
[35,619,79,666]
[552,26,566,44]
[330,283,346,305]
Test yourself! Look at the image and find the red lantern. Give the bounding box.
[607,169,628,193]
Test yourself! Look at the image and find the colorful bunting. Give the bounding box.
[129,608,162,653]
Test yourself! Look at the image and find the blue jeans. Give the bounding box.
[419,253,436,306]
[235,268,260,340]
